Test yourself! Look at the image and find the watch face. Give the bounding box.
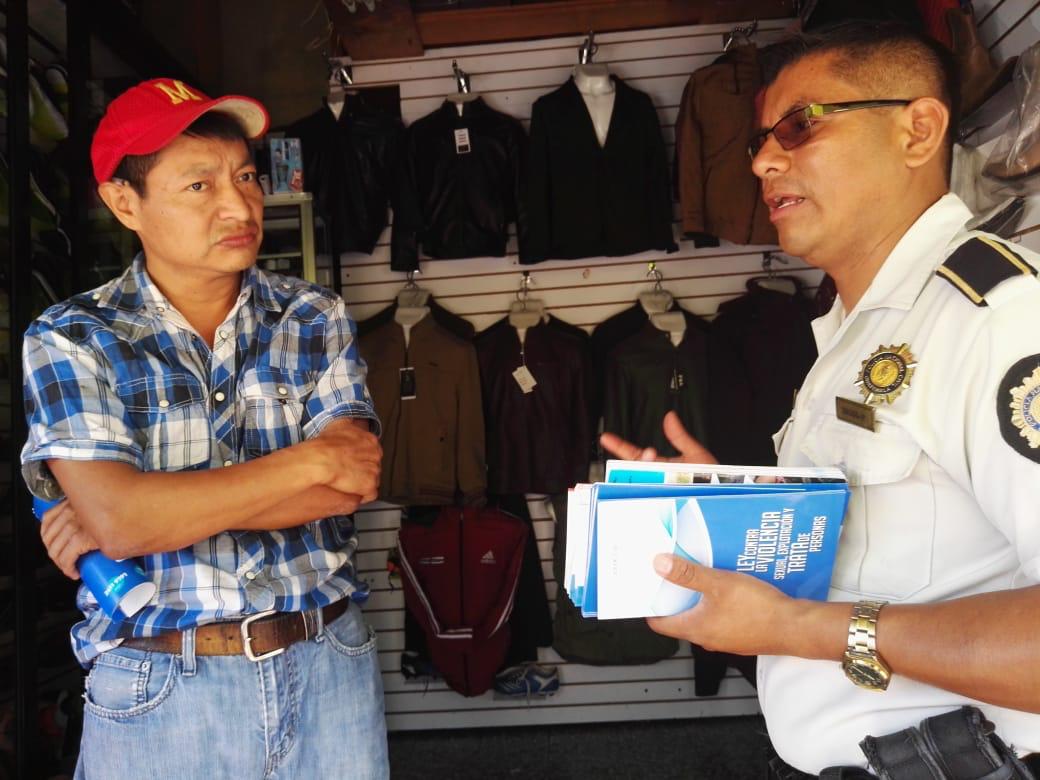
[843,656,890,691]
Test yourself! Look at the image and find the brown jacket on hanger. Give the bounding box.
[675,44,776,247]
[359,315,486,506]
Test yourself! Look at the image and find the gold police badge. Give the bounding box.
[1009,365,1040,450]
[855,344,917,405]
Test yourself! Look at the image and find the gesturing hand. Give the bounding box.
[40,501,99,580]
[600,411,718,464]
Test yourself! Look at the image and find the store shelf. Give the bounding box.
[261,192,316,283]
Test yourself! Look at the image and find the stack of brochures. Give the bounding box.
[565,461,851,620]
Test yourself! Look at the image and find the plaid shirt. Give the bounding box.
[21,255,380,665]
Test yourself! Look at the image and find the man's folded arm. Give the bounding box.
[48,418,380,558]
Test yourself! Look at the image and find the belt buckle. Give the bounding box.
[240,609,285,662]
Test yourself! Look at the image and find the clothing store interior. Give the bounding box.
[4,0,1040,778]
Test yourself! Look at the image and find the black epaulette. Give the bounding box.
[935,236,1037,306]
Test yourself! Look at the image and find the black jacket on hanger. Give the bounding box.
[525,77,678,263]
[284,96,403,256]
[602,311,711,457]
[707,280,818,466]
[589,303,658,424]
[391,98,529,271]
[474,316,592,494]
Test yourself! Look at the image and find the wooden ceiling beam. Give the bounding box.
[324,0,424,61]
[415,0,795,49]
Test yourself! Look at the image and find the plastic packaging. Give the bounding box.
[984,42,1040,192]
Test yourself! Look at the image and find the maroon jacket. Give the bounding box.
[398,507,527,697]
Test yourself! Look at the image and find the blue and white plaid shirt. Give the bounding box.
[21,255,380,666]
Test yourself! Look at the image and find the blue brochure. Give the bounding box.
[566,461,849,620]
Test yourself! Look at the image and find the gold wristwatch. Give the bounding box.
[841,600,891,691]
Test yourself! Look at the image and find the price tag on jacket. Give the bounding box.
[400,367,417,400]
[454,128,471,154]
[512,365,537,394]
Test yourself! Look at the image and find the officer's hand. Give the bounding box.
[39,502,99,580]
[645,553,793,656]
[308,418,382,503]
[600,411,718,464]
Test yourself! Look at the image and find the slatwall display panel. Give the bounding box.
[337,21,793,731]
[330,6,1040,734]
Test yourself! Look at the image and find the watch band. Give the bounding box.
[847,599,887,655]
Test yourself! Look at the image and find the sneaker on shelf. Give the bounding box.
[493,663,560,697]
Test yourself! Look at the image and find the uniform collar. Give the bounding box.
[854,192,972,314]
[810,192,972,350]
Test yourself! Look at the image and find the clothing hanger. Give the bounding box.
[638,262,674,315]
[396,270,431,310]
[748,252,800,295]
[394,270,431,347]
[722,20,758,51]
[508,272,547,330]
[574,30,610,82]
[642,264,685,344]
[446,60,479,116]
[315,22,357,120]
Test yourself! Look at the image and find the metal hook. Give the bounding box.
[404,269,419,290]
[646,261,664,291]
[723,20,758,51]
[762,252,789,279]
[515,272,533,309]
[333,61,354,87]
[452,60,471,94]
[578,31,598,64]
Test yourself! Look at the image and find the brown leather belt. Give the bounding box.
[123,599,351,661]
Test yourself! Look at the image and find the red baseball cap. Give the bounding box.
[90,78,270,184]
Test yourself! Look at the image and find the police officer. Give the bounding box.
[603,23,1040,777]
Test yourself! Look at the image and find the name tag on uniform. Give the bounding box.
[835,396,875,432]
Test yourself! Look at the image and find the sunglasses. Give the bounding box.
[748,100,914,159]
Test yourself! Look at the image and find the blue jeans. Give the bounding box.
[75,601,388,779]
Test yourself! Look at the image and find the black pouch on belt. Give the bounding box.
[859,706,1036,780]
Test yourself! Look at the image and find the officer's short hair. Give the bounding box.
[112,111,249,198]
[761,21,961,148]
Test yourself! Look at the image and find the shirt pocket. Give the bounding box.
[115,372,211,471]
[240,367,315,458]
[800,414,936,600]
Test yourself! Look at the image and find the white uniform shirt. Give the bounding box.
[759,193,1040,772]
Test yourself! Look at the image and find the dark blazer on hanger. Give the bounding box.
[525,77,678,263]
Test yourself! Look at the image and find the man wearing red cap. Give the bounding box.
[21,79,389,778]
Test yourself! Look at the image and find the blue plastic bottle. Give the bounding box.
[33,497,156,619]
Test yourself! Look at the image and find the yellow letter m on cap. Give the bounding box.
[155,80,203,105]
